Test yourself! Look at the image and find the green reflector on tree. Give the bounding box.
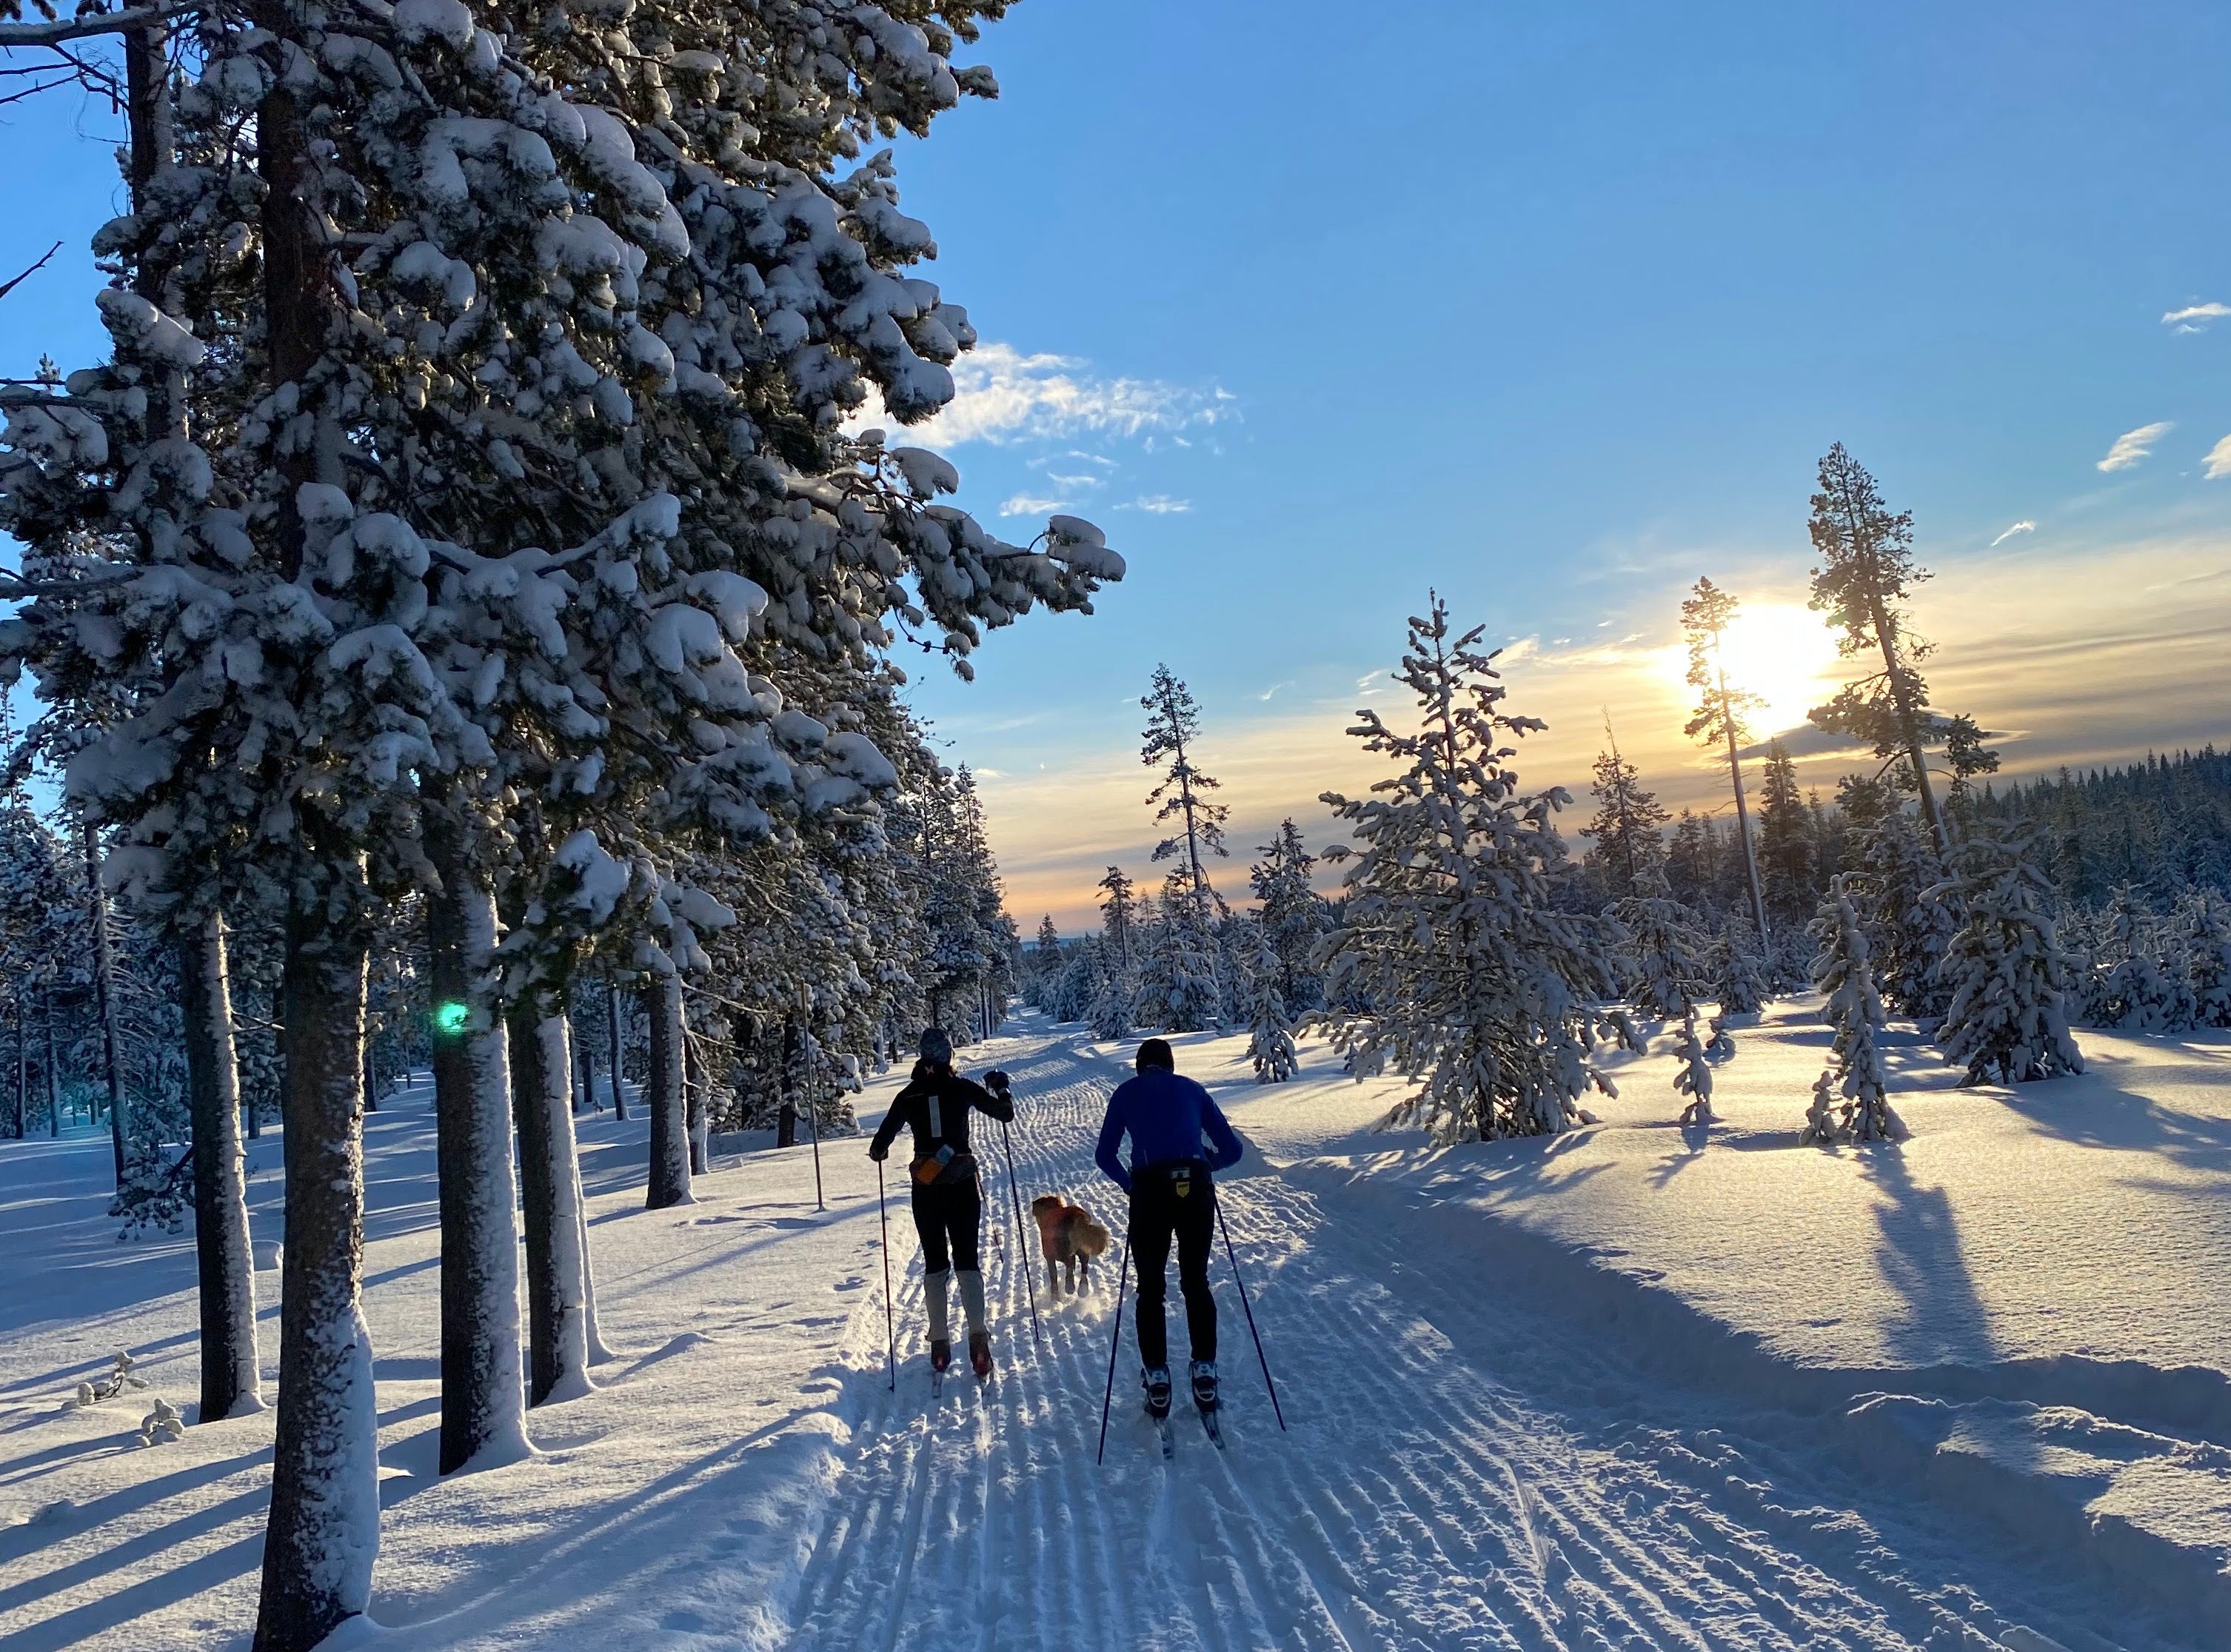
[434,1001,469,1036]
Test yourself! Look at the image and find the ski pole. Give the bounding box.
[1215,1195,1286,1432]
[1095,1231,1131,1466]
[877,1157,896,1391]
[997,1111,1044,1352]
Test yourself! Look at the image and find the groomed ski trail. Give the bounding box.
[780,1027,2170,1652]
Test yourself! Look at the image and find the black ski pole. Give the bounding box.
[1095,1231,1131,1465]
[997,1111,1044,1352]
[1215,1196,1285,1432]
[877,1157,896,1391]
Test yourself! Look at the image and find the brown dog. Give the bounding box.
[1030,1194,1111,1298]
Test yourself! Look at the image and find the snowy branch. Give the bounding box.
[0,1,194,47]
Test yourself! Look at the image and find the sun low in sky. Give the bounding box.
[1654,603,1847,741]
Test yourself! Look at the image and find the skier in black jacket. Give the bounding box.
[867,1028,1015,1379]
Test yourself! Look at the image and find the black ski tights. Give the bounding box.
[910,1175,982,1274]
[1130,1160,1217,1368]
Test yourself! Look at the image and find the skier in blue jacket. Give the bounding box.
[1094,1038,1246,1421]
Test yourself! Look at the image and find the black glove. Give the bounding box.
[866,1140,889,1162]
[985,1069,1011,1094]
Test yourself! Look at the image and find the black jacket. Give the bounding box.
[869,1064,1013,1161]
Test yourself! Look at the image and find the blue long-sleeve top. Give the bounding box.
[1094,1067,1246,1194]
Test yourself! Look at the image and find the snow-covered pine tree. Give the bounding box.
[1756,740,1817,926]
[1097,866,1139,975]
[1088,946,1134,1040]
[1680,577,1770,942]
[1927,823,2084,1085]
[1249,819,1328,1011]
[1145,867,1222,1033]
[1673,1006,1716,1126]
[1608,872,1711,1021]
[1142,664,1229,916]
[1711,912,1770,1015]
[1807,875,1903,1142]
[1242,927,1300,1083]
[1028,914,1062,1008]
[2093,886,2183,1033]
[2175,889,2231,1029]
[1846,795,1956,1024]
[1584,726,1669,901]
[1317,595,1633,1141]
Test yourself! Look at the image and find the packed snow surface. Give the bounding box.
[1,1008,2224,1648]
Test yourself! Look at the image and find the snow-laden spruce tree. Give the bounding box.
[1672,1006,1716,1126]
[2175,889,2231,1029]
[1250,817,1328,1011]
[1846,794,1956,1023]
[1317,595,1633,1141]
[1051,936,1103,1025]
[1927,824,2084,1086]
[1711,912,1770,1016]
[2093,886,2184,1033]
[1242,927,1300,1083]
[1807,875,1904,1143]
[1608,870,1711,1021]
[1583,730,1670,902]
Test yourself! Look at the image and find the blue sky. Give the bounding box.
[6,0,2230,926]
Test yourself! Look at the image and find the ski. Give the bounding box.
[1197,1405,1225,1449]
[1154,1411,1175,1459]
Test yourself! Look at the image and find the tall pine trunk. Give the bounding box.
[509,999,596,1402]
[254,915,377,1652]
[83,822,127,1185]
[1719,664,1770,943]
[424,836,527,1473]
[604,983,626,1119]
[43,991,58,1137]
[643,975,691,1208]
[181,915,262,1422]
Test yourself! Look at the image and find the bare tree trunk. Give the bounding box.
[424,832,526,1474]
[1719,664,1770,944]
[42,991,57,1137]
[643,975,691,1208]
[10,987,22,1139]
[181,916,263,1422]
[254,915,376,1652]
[604,982,626,1120]
[568,1014,587,1114]
[83,822,127,1186]
[683,1029,708,1174]
[509,998,595,1402]
[775,1016,799,1150]
[576,1009,598,1113]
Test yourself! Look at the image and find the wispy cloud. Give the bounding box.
[2204,436,2231,481]
[1258,680,1294,702]
[1989,519,2037,546]
[861,341,1234,449]
[999,492,1071,517]
[2097,421,2173,472]
[1123,495,1191,514]
[2162,301,2231,332]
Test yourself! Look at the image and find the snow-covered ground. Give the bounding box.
[1,1008,2224,1648]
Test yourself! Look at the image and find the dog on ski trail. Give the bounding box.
[1030,1194,1111,1298]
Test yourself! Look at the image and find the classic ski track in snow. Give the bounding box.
[777,1028,2165,1652]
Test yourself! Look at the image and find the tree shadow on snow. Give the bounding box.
[1856,1147,2001,1369]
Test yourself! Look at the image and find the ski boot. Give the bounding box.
[930,1339,952,1376]
[1142,1364,1173,1419]
[1190,1359,1220,1412]
[1191,1359,1225,1447]
[969,1331,994,1381]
